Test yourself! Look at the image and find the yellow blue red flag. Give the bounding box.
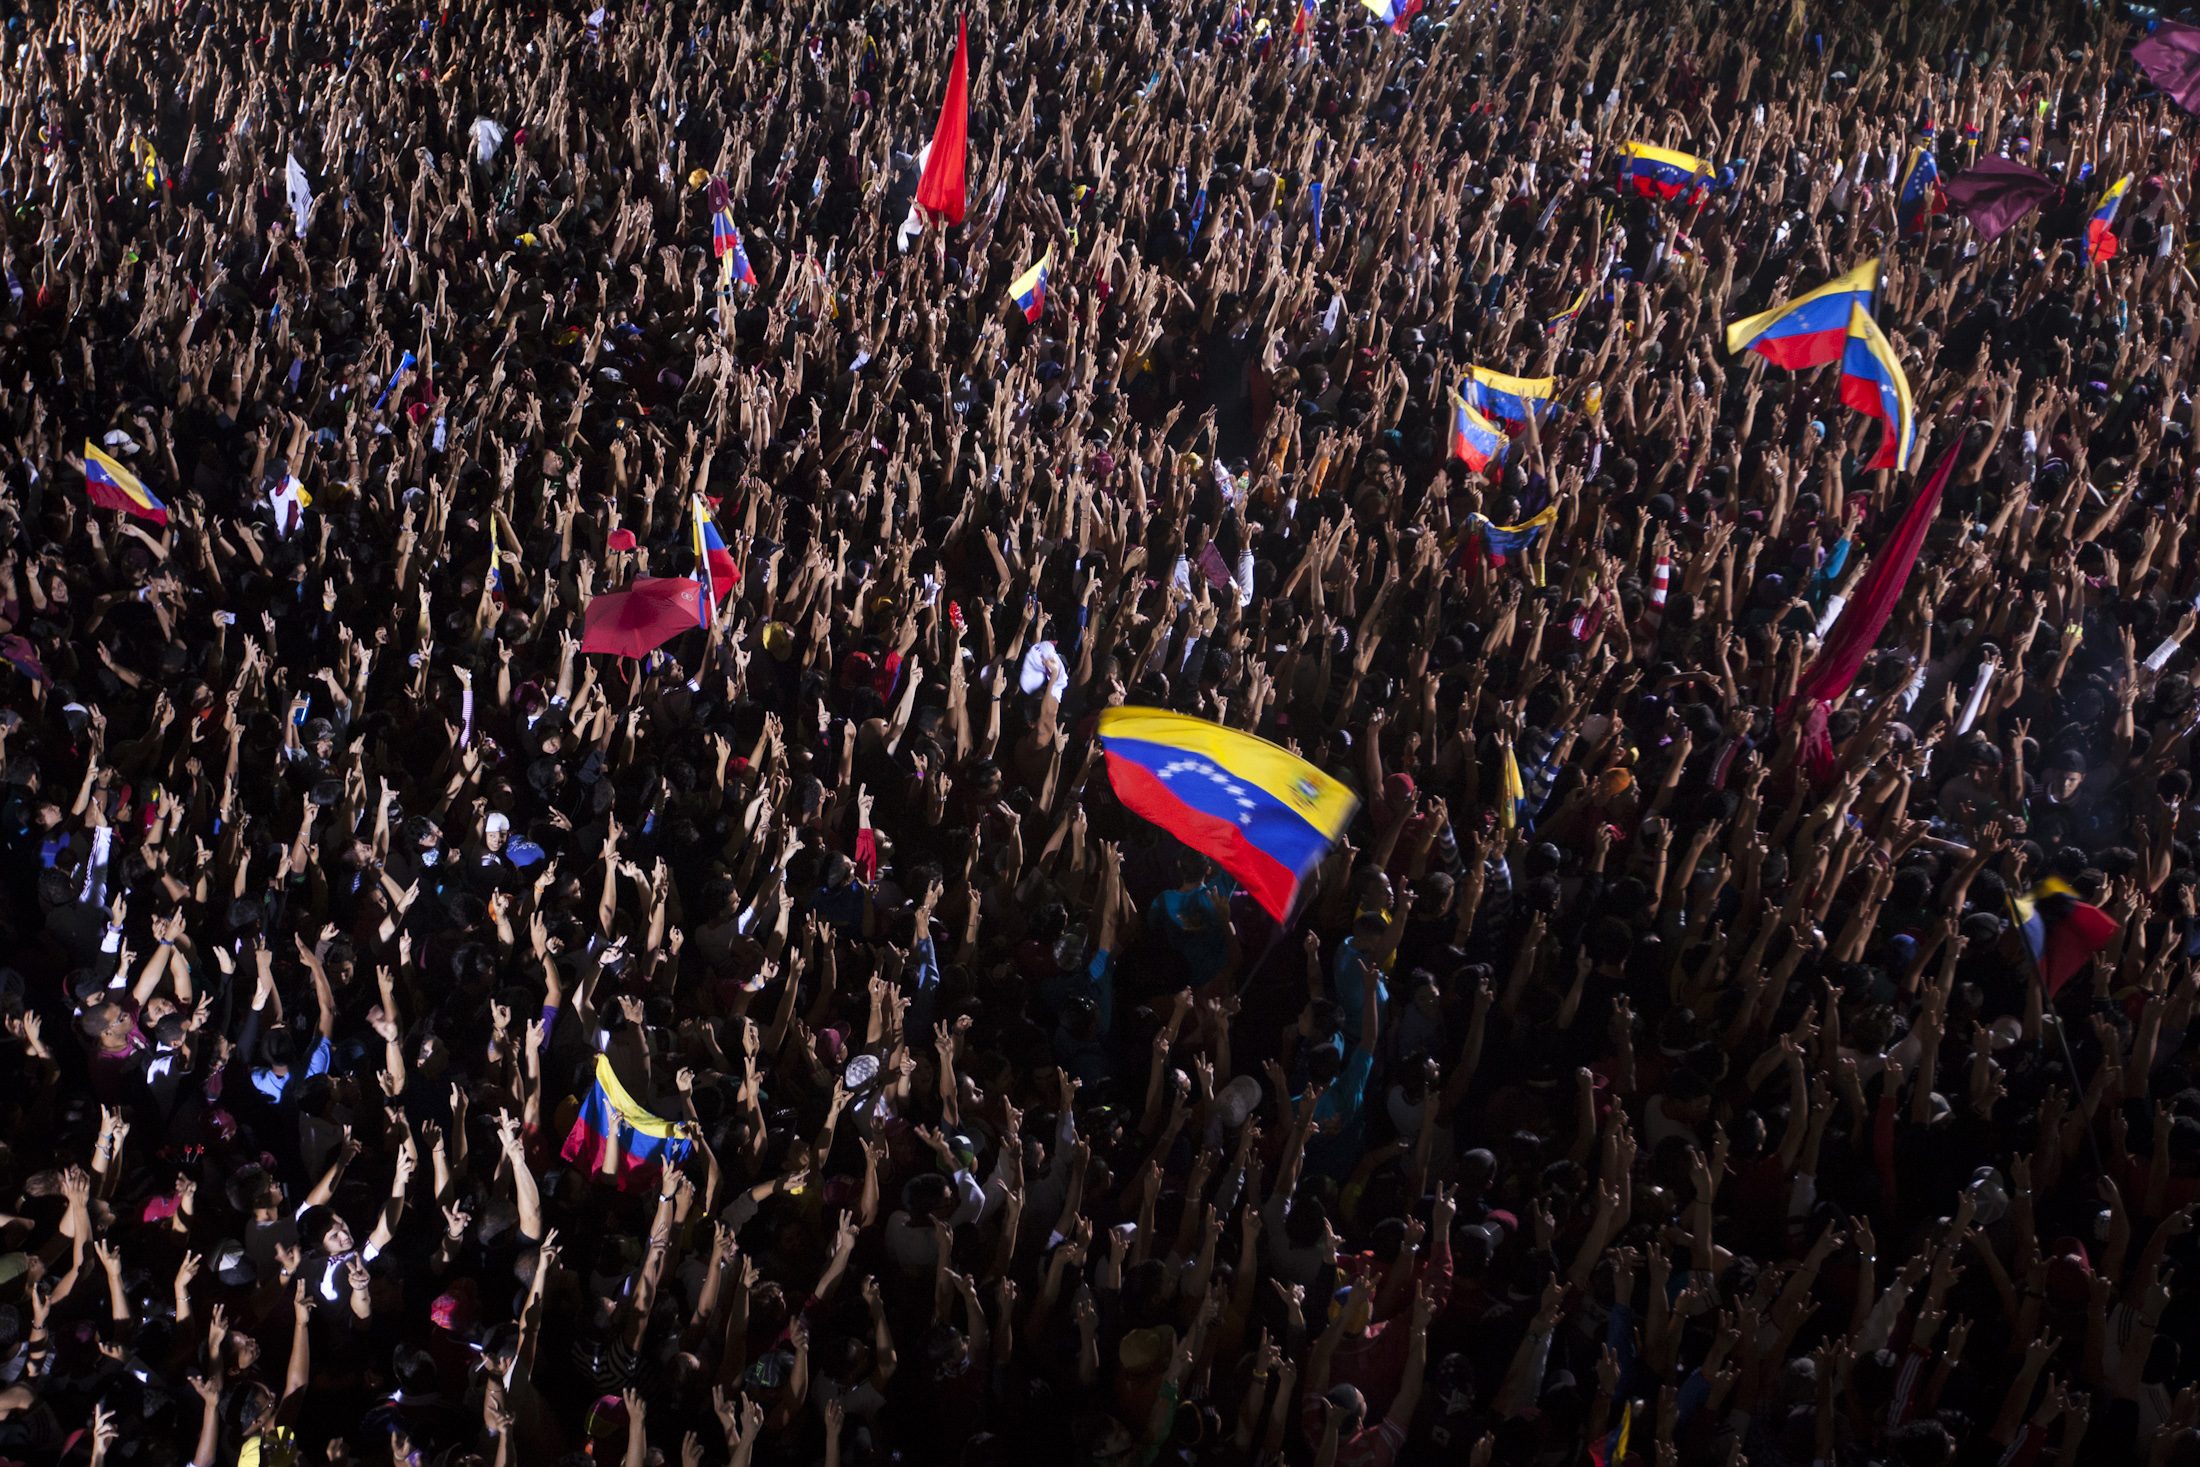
[1837,303,1915,472]
[1469,505,1558,581]
[1619,141,1714,202]
[1008,247,1051,322]
[560,1054,694,1192]
[1544,286,1590,334]
[1724,259,1878,369]
[2085,174,2131,263]
[690,495,736,625]
[1360,0,1419,30]
[1097,707,1358,920]
[1464,366,1558,426]
[83,442,168,525]
[1448,392,1507,471]
[1895,147,1939,235]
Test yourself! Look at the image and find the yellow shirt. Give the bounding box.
[240,1429,299,1467]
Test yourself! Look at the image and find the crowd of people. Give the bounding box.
[0,0,2196,1462]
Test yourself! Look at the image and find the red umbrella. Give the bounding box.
[580,578,702,658]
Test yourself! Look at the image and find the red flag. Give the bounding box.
[1788,439,1957,716]
[914,18,969,225]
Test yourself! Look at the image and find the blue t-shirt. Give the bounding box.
[251,1034,332,1100]
[1149,878,1235,985]
[811,880,868,932]
[1331,939,1388,1045]
[1044,950,1117,1088]
[1305,1045,1374,1178]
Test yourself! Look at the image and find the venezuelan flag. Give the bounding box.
[2085,174,2130,263]
[1448,392,1508,471]
[1098,708,1357,920]
[1359,0,1418,30]
[1008,247,1051,322]
[82,442,168,525]
[1895,147,1939,235]
[1588,1403,1633,1467]
[1837,303,1915,472]
[1723,259,1878,370]
[2008,876,2117,998]
[1497,738,1524,830]
[713,210,757,288]
[1544,285,1590,333]
[1294,0,1317,45]
[1474,505,1557,568]
[132,135,167,194]
[1464,366,1558,426]
[560,1054,695,1192]
[691,494,737,625]
[1618,141,1714,202]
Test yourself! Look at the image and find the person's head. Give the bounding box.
[77,999,133,1049]
[2045,747,2085,801]
[1318,1383,1365,1437]
[968,758,1004,801]
[229,1379,279,1439]
[904,1173,954,1222]
[1284,1194,1328,1249]
[301,1206,354,1256]
[1306,1043,1344,1087]
[228,1166,284,1219]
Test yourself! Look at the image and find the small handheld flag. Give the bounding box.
[1188,181,1209,248]
[2009,876,2118,997]
[82,442,168,526]
[708,177,757,288]
[2085,173,2131,263]
[1837,303,1916,472]
[1497,737,1525,829]
[1463,366,1558,426]
[1293,0,1318,49]
[1308,180,1324,247]
[1618,141,1715,202]
[560,1054,696,1192]
[1544,286,1590,334]
[691,494,737,626]
[1448,392,1508,472]
[1007,247,1051,322]
[1470,506,1558,571]
[1724,259,1879,370]
[1588,1403,1633,1467]
[1096,707,1358,920]
[1359,0,1419,30]
[132,135,167,194]
[1895,147,1940,236]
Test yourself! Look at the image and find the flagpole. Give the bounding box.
[1232,891,1302,1002]
[2008,885,2105,1173]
